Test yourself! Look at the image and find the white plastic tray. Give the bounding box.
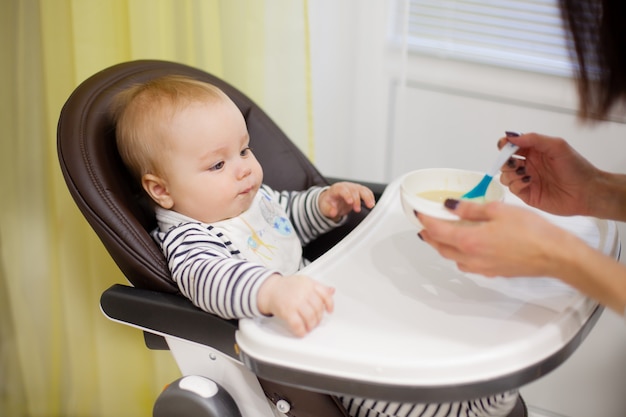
[236,174,620,401]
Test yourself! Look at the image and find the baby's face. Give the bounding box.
[152,97,263,223]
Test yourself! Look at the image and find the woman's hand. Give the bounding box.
[318,182,376,221]
[418,199,626,314]
[498,132,600,216]
[257,274,335,337]
[417,200,572,278]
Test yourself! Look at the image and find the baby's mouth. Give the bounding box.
[239,184,257,195]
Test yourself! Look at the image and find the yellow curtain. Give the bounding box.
[0,1,313,416]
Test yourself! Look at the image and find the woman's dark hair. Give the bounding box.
[559,0,626,120]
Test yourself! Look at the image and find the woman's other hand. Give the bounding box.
[498,132,600,216]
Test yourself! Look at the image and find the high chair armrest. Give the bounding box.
[100,284,239,358]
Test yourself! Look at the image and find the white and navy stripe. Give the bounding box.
[340,390,519,417]
[268,185,339,245]
[152,185,341,319]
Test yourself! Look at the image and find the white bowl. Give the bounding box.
[400,168,505,228]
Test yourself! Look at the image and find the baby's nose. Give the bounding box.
[237,164,252,179]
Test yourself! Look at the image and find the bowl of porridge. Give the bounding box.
[400,168,505,228]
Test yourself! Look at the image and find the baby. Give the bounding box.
[111,75,518,417]
[111,74,375,336]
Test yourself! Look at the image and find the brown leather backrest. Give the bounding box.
[57,60,327,293]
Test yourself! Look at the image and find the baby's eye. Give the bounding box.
[209,161,225,171]
[240,147,252,157]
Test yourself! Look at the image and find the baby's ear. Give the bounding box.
[142,174,174,209]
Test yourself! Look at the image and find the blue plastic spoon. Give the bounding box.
[462,136,520,200]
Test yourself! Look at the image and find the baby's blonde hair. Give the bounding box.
[110,75,231,182]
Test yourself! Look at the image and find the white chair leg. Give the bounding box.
[165,337,278,417]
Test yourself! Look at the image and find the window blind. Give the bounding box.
[396,0,572,77]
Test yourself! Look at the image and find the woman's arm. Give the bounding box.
[588,170,626,222]
[553,230,626,314]
[418,201,626,315]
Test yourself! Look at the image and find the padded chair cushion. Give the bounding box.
[58,60,328,293]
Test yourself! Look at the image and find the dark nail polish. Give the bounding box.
[515,166,526,175]
[413,209,419,217]
[417,232,424,241]
[505,131,521,137]
[522,175,531,183]
[506,158,516,168]
[444,198,460,210]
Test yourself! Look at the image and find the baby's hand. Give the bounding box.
[319,182,376,221]
[257,274,335,337]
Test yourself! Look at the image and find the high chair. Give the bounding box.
[57,59,383,417]
[58,59,618,417]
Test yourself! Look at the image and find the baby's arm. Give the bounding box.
[271,185,347,244]
[156,222,334,335]
[318,182,376,222]
[257,274,335,337]
[270,183,375,244]
[157,223,275,318]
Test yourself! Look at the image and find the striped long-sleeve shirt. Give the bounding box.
[152,184,343,319]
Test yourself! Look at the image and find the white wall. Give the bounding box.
[309,1,626,416]
[308,0,391,182]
